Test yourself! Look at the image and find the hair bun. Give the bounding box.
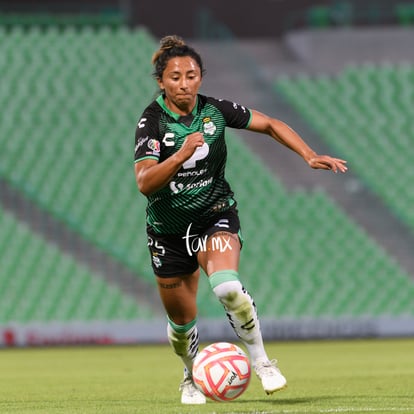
[151,34,204,78]
[159,35,185,51]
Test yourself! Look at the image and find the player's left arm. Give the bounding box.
[247,110,348,173]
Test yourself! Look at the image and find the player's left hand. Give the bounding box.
[308,155,348,173]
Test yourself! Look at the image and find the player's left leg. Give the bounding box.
[198,231,287,394]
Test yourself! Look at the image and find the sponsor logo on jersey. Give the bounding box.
[162,132,175,146]
[137,117,147,128]
[186,177,213,190]
[170,181,184,194]
[135,136,149,153]
[182,143,210,169]
[170,177,213,194]
[177,169,207,177]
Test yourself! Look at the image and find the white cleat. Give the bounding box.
[254,359,287,395]
[179,375,206,404]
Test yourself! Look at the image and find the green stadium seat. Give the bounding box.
[307,6,330,28]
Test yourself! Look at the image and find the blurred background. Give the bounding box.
[0,0,413,346]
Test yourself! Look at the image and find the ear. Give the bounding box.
[156,78,164,91]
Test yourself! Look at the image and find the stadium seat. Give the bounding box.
[306,6,330,28]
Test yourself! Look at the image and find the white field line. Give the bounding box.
[209,407,414,414]
[319,408,414,413]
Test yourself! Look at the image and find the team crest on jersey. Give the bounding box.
[147,139,160,154]
[202,117,216,135]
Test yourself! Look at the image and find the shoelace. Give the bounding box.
[179,376,195,392]
[255,359,280,375]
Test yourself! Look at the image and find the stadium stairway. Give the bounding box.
[0,178,163,318]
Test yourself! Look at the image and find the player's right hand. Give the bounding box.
[178,132,205,161]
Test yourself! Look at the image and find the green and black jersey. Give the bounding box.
[134,94,252,235]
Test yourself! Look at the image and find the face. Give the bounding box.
[157,56,202,115]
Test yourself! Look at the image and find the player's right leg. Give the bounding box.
[156,272,206,404]
[147,230,205,404]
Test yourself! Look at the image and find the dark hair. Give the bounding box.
[152,35,205,79]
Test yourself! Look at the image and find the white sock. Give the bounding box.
[167,318,199,375]
[210,270,269,363]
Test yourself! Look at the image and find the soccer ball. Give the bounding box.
[192,342,251,401]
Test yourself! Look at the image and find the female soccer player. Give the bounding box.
[134,35,347,404]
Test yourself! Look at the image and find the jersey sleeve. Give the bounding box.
[134,107,161,163]
[209,97,252,129]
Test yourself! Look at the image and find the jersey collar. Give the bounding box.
[156,94,199,120]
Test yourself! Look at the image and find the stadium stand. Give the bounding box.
[0,25,156,281]
[197,131,414,318]
[0,206,154,323]
[1,24,413,326]
[0,12,125,28]
[275,63,414,232]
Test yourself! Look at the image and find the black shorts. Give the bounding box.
[146,207,242,277]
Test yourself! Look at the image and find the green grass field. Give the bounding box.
[0,338,413,414]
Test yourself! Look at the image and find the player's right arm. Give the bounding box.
[135,132,205,196]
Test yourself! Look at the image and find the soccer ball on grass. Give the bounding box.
[192,342,251,401]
